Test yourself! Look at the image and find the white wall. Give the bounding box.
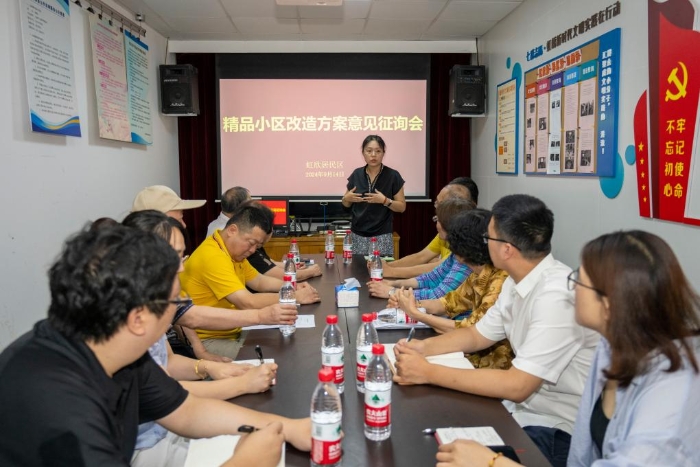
[472,0,700,283]
[0,0,179,349]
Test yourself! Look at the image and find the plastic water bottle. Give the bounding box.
[364,343,392,441]
[342,230,353,265]
[284,252,297,289]
[289,238,301,267]
[369,236,378,257]
[325,230,335,265]
[370,250,383,281]
[310,368,342,467]
[279,274,296,337]
[356,313,379,393]
[322,315,344,394]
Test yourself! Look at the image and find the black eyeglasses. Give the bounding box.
[482,233,520,250]
[150,295,193,308]
[567,268,605,295]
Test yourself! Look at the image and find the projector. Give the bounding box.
[276,0,343,5]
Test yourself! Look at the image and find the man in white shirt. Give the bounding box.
[393,194,598,467]
[206,186,250,238]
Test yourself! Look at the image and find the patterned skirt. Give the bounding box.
[350,232,394,257]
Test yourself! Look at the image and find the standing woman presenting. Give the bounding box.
[342,135,406,256]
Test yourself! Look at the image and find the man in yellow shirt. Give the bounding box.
[181,201,320,358]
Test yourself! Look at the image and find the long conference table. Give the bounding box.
[234,254,551,467]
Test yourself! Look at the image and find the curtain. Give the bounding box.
[176,53,472,255]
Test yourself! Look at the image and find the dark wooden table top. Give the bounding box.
[233,255,551,467]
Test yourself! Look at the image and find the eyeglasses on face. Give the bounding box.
[481,233,520,250]
[567,268,605,295]
[150,295,193,308]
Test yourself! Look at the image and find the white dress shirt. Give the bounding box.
[206,212,229,238]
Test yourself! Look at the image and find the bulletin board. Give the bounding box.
[523,28,620,176]
[496,78,518,174]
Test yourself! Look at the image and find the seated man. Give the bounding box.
[181,201,320,359]
[206,186,249,237]
[209,186,322,281]
[368,198,474,301]
[380,179,475,279]
[393,194,599,467]
[0,225,310,466]
[390,208,513,370]
[132,185,205,228]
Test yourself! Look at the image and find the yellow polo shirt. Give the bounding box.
[426,234,451,260]
[180,229,259,340]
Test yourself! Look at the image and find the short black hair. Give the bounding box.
[122,210,174,242]
[48,226,180,343]
[225,200,273,234]
[449,177,479,205]
[122,209,189,250]
[446,209,492,266]
[221,186,250,215]
[491,194,553,259]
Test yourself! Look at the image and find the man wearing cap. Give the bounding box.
[132,185,206,228]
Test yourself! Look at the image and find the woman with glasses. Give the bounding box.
[341,134,406,256]
[435,230,700,467]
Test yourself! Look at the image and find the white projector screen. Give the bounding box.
[219,79,428,199]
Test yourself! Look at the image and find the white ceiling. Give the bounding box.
[113,0,523,42]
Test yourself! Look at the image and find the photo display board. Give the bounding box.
[523,28,620,176]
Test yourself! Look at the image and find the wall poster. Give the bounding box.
[19,0,81,136]
[496,78,518,174]
[524,28,620,176]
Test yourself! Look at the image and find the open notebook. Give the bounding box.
[383,343,474,374]
[185,435,285,467]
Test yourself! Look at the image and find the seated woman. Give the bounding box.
[369,198,475,301]
[436,230,700,467]
[390,209,513,370]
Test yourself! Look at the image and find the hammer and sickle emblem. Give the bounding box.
[665,61,688,102]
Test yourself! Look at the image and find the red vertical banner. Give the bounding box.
[634,91,651,217]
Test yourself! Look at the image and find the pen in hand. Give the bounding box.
[406,327,416,343]
[238,425,260,434]
[255,345,264,365]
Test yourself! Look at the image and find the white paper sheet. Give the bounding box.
[383,343,474,374]
[185,435,285,467]
[434,427,504,446]
[242,314,315,330]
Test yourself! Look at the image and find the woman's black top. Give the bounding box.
[346,164,405,237]
[590,392,610,454]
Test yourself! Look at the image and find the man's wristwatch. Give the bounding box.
[385,198,393,207]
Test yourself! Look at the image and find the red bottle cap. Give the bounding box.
[318,367,334,382]
[372,343,385,355]
[291,239,298,243]
[362,313,374,323]
[328,230,333,234]
[326,315,338,324]
[371,237,377,241]
[346,230,351,234]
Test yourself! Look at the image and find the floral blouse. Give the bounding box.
[439,264,514,370]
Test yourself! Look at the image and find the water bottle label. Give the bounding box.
[356,349,371,382]
[343,247,352,259]
[325,250,335,260]
[322,352,344,384]
[370,269,383,281]
[311,421,342,465]
[364,388,391,427]
[395,310,419,324]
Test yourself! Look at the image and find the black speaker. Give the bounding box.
[448,65,486,116]
[159,64,200,116]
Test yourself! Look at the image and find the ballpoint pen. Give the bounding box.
[406,327,416,342]
[255,345,264,365]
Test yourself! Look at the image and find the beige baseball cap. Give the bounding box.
[132,185,206,213]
